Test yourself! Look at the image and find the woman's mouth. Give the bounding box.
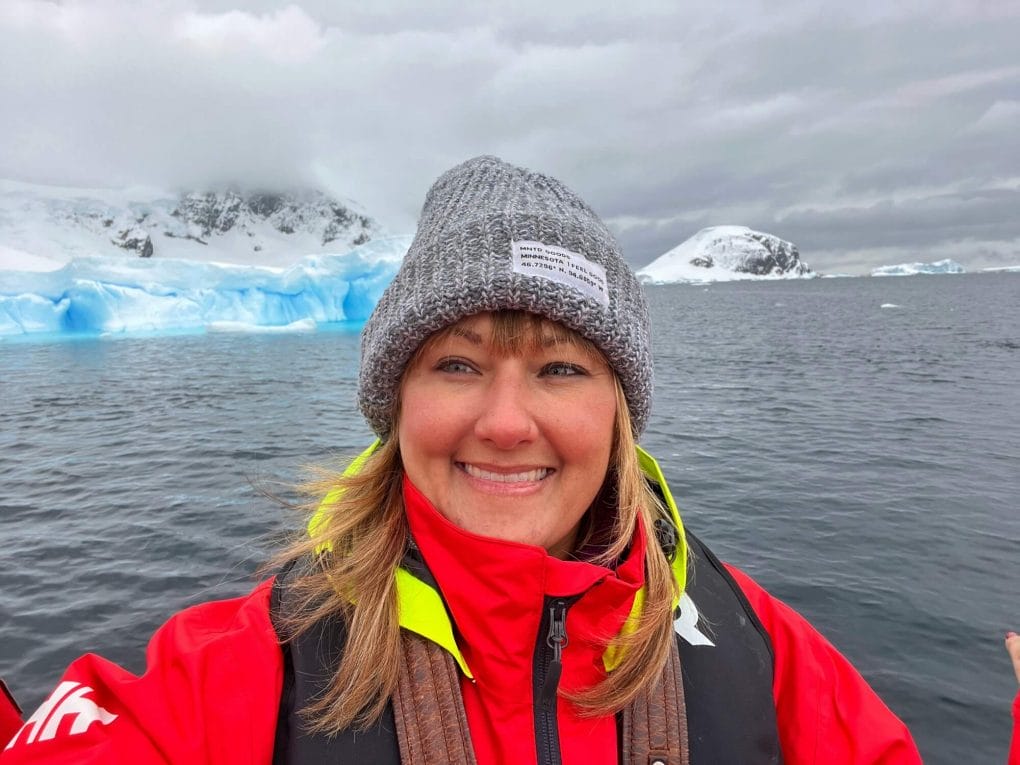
[458,463,552,483]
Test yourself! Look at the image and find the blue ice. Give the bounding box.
[0,237,411,339]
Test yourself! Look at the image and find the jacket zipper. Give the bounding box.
[533,597,572,765]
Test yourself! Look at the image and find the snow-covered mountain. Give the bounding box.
[870,259,965,276]
[637,225,814,284]
[0,179,383,270]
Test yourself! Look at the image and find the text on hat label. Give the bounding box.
[511,241,609,308]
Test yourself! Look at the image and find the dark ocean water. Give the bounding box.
[1,273,1018,763]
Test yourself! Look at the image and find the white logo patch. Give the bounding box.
[511,240,609,307]
[5,681,118,750]
[674,593,715,647]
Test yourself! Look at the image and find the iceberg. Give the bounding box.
[0,236,411,339]
[870,259,966,276]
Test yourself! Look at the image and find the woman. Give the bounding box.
[2,157,921,764]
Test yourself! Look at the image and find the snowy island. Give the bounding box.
[637,225,814,284]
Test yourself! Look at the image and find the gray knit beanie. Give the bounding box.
[358,155,652,438]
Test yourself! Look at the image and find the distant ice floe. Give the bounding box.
[0,236,411,339]
[871,259,965,276]
[206,318,317,334]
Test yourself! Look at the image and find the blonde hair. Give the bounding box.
[272,311,679,733]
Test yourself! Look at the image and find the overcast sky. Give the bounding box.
[2,1,1019,273]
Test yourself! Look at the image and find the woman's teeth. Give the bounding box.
[461,464,551,483]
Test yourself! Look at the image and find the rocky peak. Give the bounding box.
[637,226,814,283]
[170,188,377,246]
[709,228,808,276]
[113,226,153,258]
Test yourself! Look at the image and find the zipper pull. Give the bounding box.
[540,600,568,708]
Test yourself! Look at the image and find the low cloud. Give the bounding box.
[1,1,1019,272]
[173,5,327,63]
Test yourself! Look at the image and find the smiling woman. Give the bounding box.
[1,157,923,765]
[399,312,618,558]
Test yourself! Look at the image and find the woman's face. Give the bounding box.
[398,313,617,559]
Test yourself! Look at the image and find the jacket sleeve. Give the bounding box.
[1009,691,1020,765]
[1,579,282,765]
[725,564,922,765]
[0,681,22,749]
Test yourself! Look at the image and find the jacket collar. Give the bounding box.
[309,441,689,676]
[402,474,647,686]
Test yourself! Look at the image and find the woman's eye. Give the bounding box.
[542,362,586,377]
[436,358,476,374]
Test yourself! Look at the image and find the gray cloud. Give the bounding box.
[1,0,1019,273]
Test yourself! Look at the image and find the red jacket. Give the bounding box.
[2,579,281,764]
[1,571,922,763]
[0,683,21,752]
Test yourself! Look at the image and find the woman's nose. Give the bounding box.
[474,374,538,448]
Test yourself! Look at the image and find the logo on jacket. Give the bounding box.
[674,593,716,647]
[4,681,118,750]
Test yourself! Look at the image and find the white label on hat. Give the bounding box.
[511,240,609,307]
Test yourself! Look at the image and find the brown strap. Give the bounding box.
[393,629,687,765]
[393,631,477,765]
[622,638,690,765]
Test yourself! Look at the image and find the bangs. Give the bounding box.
[418,311,605,363]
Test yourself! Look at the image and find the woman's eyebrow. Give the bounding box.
[541,334,575,348]
[450,326,483,344]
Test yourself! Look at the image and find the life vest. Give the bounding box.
[270,447,783,764]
